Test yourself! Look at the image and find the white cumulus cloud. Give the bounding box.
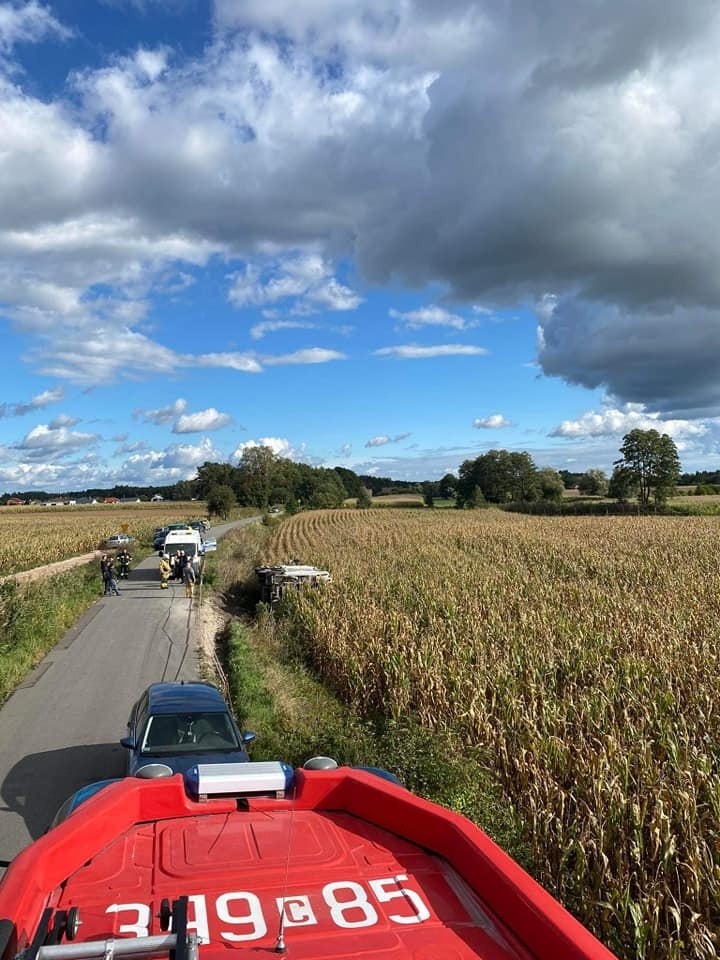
[122,437,225,481]
[473,414,511,429]
[229,255,362,315]
[232,437,307,462]
[549,404,709,440]
[14,422,99,459]
[173,408,232,433]
[0,1,71,56]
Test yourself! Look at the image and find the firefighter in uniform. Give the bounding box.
[159,556,171,589]
[117,547,132,578]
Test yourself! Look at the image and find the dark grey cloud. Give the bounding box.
[538,300,720,416]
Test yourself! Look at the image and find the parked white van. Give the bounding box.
[161,529,204,570]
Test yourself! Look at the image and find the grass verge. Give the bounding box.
[0,562,102,704]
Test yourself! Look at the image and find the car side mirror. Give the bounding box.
[242,731,256,745]
[120,736,135,750]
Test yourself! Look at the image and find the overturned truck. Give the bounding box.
[255,563,332,604]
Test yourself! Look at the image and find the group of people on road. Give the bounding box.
[159,550,196,597]
[102,547,197,598]
[100,554,121,596]
[100,548,133,596]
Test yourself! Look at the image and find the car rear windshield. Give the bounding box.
[140,712,239,754]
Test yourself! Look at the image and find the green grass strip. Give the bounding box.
[0,563,102,704]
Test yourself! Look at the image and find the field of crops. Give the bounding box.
[267,509,720,960]
[0,502,206,577]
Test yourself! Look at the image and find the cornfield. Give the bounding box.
[266,509,720,960]
[0,502,203,577]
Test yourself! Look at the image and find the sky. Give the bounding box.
[1,0,719,493]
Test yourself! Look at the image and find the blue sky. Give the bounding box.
[1,0,719,493]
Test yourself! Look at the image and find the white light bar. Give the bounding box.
[191,761,291,798]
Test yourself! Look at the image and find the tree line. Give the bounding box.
[197,447,370,517]
[1,428,687,513]
[0,458,390,510]
[454,429,682,508]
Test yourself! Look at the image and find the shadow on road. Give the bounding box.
[123,568,161,583]
[1,742,125,840]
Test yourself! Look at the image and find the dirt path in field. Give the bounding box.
[0,551,102,586]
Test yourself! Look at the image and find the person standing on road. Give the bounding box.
[105,557,121,596]
[159,556,171,589]
[183,561,196,599]
[100,554,111,595]
[117,547,132,579]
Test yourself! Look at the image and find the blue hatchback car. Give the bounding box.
[120,681,256,777]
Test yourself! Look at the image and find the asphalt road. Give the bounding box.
[0,516,258,864]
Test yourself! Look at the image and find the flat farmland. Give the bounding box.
[0,502,204,577]
[268,509,720,959]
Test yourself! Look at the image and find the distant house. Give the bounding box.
[103,497,120,504]
[5,497,25,506]
[151,494,164,502]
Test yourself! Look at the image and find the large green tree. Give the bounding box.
[537,467,565,503]
[356,487,372,509]
[465,485,486,509]
[195,461,238,499]
[578,469,609,496]
[457,450,539,505]
[334,466,364,499]
[608,465,637,502]
[307,469,346,509]
[206,484,236,519]
[615,429,681,505]
[236,446,278,508]
[438,473,457,499]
